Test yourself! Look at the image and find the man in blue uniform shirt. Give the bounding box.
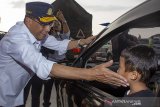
[0,2,128,106]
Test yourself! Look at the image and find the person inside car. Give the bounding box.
[0,2,128,106]
[117,45,158,107]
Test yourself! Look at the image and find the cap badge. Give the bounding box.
[47,8,53,15]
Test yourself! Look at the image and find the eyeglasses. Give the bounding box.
[30,17,54,28]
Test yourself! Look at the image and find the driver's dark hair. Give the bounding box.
[121,45,158,84]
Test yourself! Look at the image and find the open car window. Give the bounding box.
[86,27,160,68]
[86,41,113,68]
[129,27,160,62]
[84,27,160,97]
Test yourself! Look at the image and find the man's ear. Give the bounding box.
[24,17,32,25]
[130,71,139,80]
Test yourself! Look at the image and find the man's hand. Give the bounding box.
[67,36,96,50]
[79,36,96,46]
[51,60,128,87]
[90,60,129,87]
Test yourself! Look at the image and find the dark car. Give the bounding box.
[0,31,6,39]
[55,0,160,107]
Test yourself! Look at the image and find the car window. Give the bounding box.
[84,27,160,96]
[86,27,160,68]
[129,27,160,62]
[86,41,112,66]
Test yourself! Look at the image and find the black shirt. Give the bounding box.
[122,90,156,107]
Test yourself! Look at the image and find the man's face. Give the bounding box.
[28,17,53,40]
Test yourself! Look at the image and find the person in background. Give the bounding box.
[0,2,128,106]
[48,10,70,62]
[117,45,158,107]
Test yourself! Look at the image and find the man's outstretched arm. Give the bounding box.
[50,60,129,87]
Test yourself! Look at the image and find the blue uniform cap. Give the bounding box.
[26,2,57,26]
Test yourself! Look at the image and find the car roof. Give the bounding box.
[98,0,160,40]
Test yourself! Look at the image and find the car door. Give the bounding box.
[55,0,160,106]
[56,28,160,107]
